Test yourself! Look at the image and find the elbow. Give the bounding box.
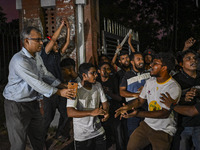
[67,109,73,117]
[120,91,125,97]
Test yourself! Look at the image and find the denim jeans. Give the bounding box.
[179,126,200,150]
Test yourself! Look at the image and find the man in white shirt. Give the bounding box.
[115,52,181,150]
[67,63,109,150]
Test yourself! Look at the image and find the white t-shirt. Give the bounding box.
[139,77,181,136]
[67,82,107,141]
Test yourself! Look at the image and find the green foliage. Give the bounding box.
[100,0,200,54]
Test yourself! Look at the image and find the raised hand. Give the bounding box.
[183,37,196,50]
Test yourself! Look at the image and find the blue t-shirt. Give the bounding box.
[120,69,150,102]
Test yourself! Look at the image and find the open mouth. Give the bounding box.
[191,63,197,67]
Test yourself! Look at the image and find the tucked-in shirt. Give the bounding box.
[67,82,107,141]
[3,47,60,102]
[140,77,181,136]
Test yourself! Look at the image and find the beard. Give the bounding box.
[135,64,144,72]
[121,63,130,69]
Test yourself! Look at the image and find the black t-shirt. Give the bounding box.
[116,69,127,85]
[195,102,200,114]
[40,47,63,81]
[173,69,200,127]
[97,75,122,116]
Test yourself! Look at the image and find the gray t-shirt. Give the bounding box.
[67,82,107,141]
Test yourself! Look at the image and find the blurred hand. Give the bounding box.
[185,88,197,101]
[122,107,138,118]
[184,37,196,49]
[91,106,106,116]
[160,92,175,108]
[101,112,109,122]
[58,88,76,99]
[115,103,129,119]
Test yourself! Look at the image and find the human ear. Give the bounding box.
[82,73,87,79]
[130,60,134,66]
[179,62,183,67]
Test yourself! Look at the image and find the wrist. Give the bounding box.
[170,103,177,111]
[115,49,120,55]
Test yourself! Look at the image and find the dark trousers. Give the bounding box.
[75,133,106,150]
[43,94,68,139]
[102,116,127,150]
[4,99,44,150]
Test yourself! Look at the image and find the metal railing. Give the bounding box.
[100,18,140,59]
[0,23,20,83]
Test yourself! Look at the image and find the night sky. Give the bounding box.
[0,0,19,22]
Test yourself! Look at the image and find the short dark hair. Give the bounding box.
[99,54,110,62]
[98,62,111,70]
[130,52,143,61]
[154,52,175,73]
[20,26,42,46]
[118,50,129,58]
[179,49,198,63]
[79,63,95,79]
[60,58,75,70]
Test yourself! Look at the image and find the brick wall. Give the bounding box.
[19,0,100,66]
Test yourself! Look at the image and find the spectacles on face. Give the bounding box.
[27,38,44,42]
[88,71,97,76]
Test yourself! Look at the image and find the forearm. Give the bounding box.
[102,101,109,113]
[128,99,144,110]
[107,92,122,102]
[128,40,135,53]
[61,27,70,54]
[67,107,92,118]
[120,90,139,98]
[52,25,63,41]
[111,53,118,66]
[136,110,170,118]
[174,105,199,117]
[45,25,64,53]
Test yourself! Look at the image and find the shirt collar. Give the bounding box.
[22,47,34,58]
[181,68,200,79]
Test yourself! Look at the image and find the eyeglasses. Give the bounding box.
[27,38,43,42]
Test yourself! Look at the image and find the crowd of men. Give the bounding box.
[2,19,200,150]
